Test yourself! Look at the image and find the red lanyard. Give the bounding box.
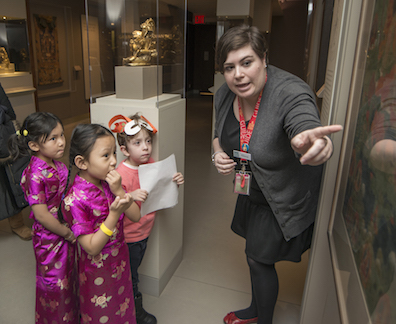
[238,75,267,153]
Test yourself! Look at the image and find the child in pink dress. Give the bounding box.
[113,114,184,324]
[9,112,78,323]
[61,123,141,324]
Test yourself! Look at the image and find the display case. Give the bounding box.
[84,0,186,297]
[0,16,35,122]
[83,0,185,100]
[0,17,31,74]
[328,0,396,322]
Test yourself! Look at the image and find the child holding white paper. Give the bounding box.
[114,113,184,324]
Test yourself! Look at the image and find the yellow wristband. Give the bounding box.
[100,223,114,237]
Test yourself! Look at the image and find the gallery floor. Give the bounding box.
[0,94,309,323]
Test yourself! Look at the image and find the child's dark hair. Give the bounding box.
[8,112,63,161]
[58,124,114,222]
[69,123,114,166]
[116,113,154,147]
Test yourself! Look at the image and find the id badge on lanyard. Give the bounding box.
[233,83,265,195]
[233,150,252,195]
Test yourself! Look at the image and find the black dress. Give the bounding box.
[220,106,314,264]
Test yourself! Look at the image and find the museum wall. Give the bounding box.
[2,0,27,18]
[27,0,89,121]
[269,1,308,80]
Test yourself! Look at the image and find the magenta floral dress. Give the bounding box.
[20,155,78,323]
[62,174,137,324]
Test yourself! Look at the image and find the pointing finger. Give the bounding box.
[310,125,343,138]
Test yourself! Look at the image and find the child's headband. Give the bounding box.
[108,114,157,136]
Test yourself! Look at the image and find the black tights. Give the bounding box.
[235,257,279,324]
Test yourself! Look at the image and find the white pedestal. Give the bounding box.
[90,93,185,296]
[0,72,36,122]
[115,65,163,100]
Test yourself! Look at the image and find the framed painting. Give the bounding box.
[329,0,396,323]
[33,14,63,85]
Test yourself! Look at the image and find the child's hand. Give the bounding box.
[110,193,134,216]
[65,229,76,244]
[173,172,184,186]
[106,170,123,196]
[131,189,149,202]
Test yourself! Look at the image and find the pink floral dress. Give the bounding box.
[21,156,78,323]
[62,174,137,324]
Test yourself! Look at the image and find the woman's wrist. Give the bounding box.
[211,151,223,164]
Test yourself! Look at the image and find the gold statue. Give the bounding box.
[0,47,10,69]
[123,18,157,66]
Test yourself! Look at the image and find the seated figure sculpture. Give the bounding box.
[123,18,157,66]
[0,47,10,69]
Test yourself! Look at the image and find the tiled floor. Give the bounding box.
[0,94,308,323]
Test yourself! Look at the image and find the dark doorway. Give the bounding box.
[186,23,216,94]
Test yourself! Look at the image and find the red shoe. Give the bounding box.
[223,312,258,324]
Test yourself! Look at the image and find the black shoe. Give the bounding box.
[135,292,157,324]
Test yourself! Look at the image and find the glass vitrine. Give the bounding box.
[83,0,186,101]
[0,17,30,73]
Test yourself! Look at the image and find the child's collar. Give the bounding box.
[122,160,139,170]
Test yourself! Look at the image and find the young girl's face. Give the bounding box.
[34,122,65,165]
[124,128,152,167]
[82,135,117,185]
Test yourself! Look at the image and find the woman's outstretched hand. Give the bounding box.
[291,125,343,166]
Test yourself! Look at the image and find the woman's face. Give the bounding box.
[223,45,267,100]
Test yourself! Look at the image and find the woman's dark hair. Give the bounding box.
[8,112,63,161]
[58,123,114,223]
[215,25,268,73]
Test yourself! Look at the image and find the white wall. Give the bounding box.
[216,0,254,17]
[253,0,272,32]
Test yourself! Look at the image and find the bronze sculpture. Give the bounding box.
[0,47,10,69]
[123,18,157,66]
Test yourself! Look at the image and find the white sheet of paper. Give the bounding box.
[138,154,178,216]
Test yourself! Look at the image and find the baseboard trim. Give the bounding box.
[138,247,183,297]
